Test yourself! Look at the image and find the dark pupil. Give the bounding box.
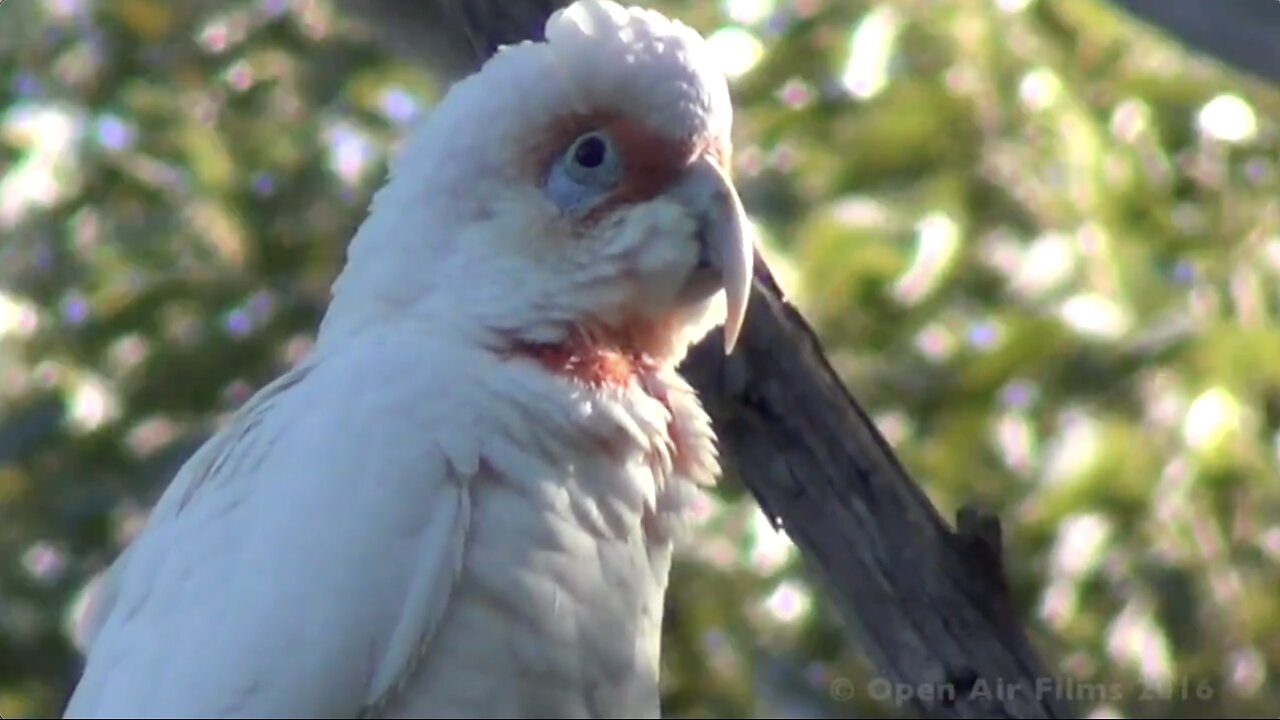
[574,136,607,169]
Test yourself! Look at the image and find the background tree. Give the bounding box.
[1,0,1278,717]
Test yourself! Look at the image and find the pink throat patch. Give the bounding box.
[500,330,697,525]
[503,334,657,390]
[499,329,679,435]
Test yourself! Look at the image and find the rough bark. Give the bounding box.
[682,260,1073,719]
[343,2,1074,717]
[1108,0,1280,85]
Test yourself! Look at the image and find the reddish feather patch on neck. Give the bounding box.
[501,326,684,470]
[509,341,645,389]
[502,326,660,390]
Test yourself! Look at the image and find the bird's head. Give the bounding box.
[322,0,752,385]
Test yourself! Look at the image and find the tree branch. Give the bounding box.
[682,261,1072,719]
[1108,0,1280,85]
[342,2,1073,717]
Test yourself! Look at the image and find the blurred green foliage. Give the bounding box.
[2,0,1279,717]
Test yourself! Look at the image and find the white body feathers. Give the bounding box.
[63,1,745,717]
[65,324,716,717]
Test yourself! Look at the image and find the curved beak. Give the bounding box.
[667,155,753,354]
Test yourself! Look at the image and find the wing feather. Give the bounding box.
[64,332,484,718]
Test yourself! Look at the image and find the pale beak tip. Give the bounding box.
[723,319,741,355]
[720,242,751,356]
[675,155,754,356]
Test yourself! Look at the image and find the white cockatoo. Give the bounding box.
[62,1,752,717]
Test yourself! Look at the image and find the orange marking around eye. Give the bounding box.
[601,119,692,207]
[531,111,731,222]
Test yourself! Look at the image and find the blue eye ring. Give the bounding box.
[563,131,620,184]
[545,130,624,214]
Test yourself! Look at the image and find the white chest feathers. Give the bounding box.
[369,355,719,718]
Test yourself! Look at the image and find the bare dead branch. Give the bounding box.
[1108,0,1280,85]
[681,260,1073,719]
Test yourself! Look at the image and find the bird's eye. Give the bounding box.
[573,135,609,169]
[564,131,619,181]
[545,130,623,214]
